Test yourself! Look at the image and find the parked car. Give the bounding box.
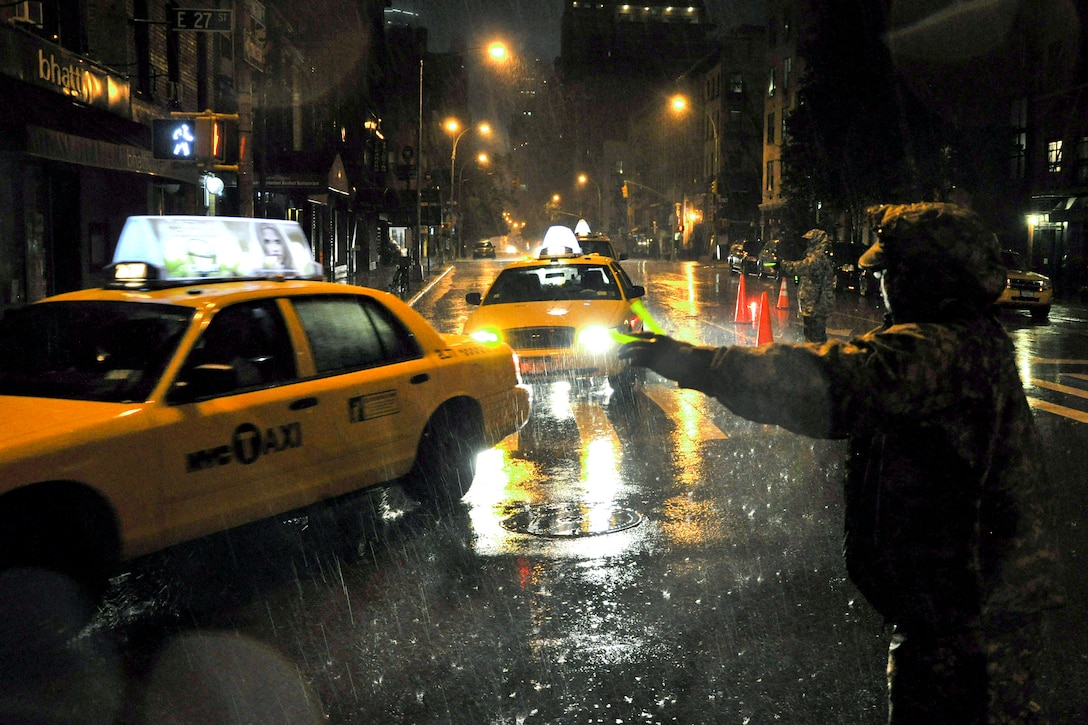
[727,239,762,274]
[996,249,1053,321]
[472,239,496,259]
[830,241,877,295]
[0,216,531,595]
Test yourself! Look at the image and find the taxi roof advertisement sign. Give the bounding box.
[113,216,321,282]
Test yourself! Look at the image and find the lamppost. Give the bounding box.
[577,173,602,231]
[670,94,719,256]
[415,41,509,270]
[458,152,490,249]
[446,120,492,258]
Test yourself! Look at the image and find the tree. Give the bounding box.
[781,1,905,240]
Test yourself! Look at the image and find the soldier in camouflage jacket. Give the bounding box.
[620,203,1063,724]
[779,228,835,342]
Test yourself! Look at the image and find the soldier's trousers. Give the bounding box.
[886,618,1043,724]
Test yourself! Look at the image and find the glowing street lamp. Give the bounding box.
[447,120,492,257]
[577,173,602,229]
[416,41,510,267]
[670,93,720,254]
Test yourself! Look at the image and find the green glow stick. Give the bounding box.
[631,298,666,334]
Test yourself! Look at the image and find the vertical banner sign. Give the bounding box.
[243,1,266,71]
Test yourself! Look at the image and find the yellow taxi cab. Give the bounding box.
[996,249,1053,321]
[0,216,530,593]
[464,225,647,393]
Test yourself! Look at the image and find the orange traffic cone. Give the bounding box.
[734,274,751,323]
[776,275,790,310]
[756,291,774,345]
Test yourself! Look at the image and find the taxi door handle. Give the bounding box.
[410,373,430,385]
[289,396,318,410]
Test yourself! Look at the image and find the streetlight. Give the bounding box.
[457,153,490,249]
[670,94,719,256]
[446,120,492,257]
[415,41,510,270]
[577,173,602,230]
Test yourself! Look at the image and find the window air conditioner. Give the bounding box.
[13,1,44,27]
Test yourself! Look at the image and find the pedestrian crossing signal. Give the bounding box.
[153,118,228,162]
[195,118,225,161]
[152,119,197,159]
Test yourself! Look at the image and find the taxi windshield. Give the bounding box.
[0,302,193,403]
[483,264,621,304]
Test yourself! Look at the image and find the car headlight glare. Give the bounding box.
[577,325,616,354]
[470,328,503,345]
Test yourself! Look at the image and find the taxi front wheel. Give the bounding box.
[404,403,484,509]
[0,483,120,602]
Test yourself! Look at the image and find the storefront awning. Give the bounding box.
[25,125,202,184]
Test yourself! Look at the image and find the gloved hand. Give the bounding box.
[618,332,693,383]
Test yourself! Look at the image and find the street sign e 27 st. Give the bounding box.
[170,8,233,32]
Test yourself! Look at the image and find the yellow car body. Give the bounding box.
[463,253,646,388]
[997,250,1053,320]
[0,217,530,589]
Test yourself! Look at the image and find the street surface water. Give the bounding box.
[31,258,1088,724]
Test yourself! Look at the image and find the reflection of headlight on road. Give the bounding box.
[577,325,616,353]
[470,328,502,345]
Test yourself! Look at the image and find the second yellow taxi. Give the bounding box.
[464,225,647,393]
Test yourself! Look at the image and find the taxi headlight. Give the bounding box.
[577,325,616,354]
[470,327,503,345]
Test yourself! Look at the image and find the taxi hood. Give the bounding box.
[0,396,138,451]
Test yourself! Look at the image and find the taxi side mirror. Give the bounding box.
[167,364,239,404]
[465,292,482,305]
[629,285,646,299]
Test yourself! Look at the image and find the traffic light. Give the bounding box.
[152,119,198,160]
[621,182,628,198]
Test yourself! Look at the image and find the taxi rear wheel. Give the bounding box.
[404,403,484,508]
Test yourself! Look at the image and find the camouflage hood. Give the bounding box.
[861,203,1006,317]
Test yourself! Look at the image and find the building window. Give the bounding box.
[1076,137,1088,183]
[783,57,792,90]
[1047,139,1063,173]
[766,160,775,192]
[767,112,776,144]
[767,67,776,97]
[730,73,745,95]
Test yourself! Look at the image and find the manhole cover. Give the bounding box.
[500,503,643,538]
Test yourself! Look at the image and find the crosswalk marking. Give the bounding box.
[1027,396,1088,424]
[570,398,620,444]
[641,384,728,440]
[1031,378,1088,399]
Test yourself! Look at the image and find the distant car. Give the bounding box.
[727,239,761,274]
[996,249,1053,321]
[830,241,877,295]
[464,251,647,393]
[0,215,530,595]
[576,233,627,260]
[472,240,496,259]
